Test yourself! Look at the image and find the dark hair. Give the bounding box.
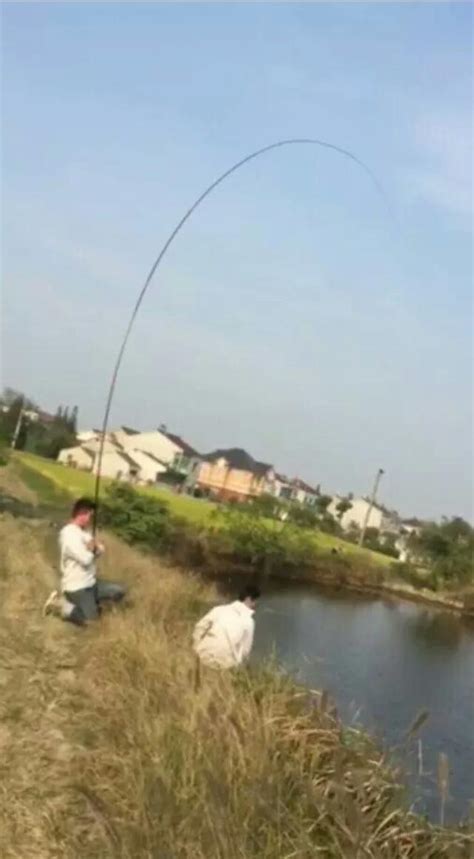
[238,584,261,602]
[72,497,96,517]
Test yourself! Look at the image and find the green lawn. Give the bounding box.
[15,452,391,566]
[15,452,216,525]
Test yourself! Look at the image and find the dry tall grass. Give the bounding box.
[0,514,472,858]
[0,460,38,504]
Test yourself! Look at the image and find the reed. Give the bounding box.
[0,514,471,858]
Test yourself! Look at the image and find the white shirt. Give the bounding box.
[193,600,255,669]
[59,523,97,592]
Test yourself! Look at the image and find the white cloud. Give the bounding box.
[407,110,473,220]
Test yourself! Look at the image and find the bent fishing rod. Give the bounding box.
[92,137,391,534]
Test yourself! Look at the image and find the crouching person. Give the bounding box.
[56,497,126,625]
[192,585,261,669]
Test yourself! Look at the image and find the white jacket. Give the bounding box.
[193,600,255,669]
[59,523,97,592]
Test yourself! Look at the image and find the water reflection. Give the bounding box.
[252,583,474,824]
[405,610,466,651]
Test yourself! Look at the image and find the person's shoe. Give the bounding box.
[43,590,61,617]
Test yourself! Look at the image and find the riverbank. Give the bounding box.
[6,454,474,618]
[14,451,394,565]
[0,512,472,858]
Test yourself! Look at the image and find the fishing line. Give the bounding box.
[92,137,393,532]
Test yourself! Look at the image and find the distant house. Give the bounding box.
[267,472,292,500]
[123,449,167,484]
[119,428,182,466]
[76,430,100,444]
[189,448,274,502]
[162,431,200,474]
[91,449,140,482]
[57,445,94,471]
[288,478,320,507]
[57,424,197,486]
[400,518,423,536]
[110,426,140,448]
[328,495,399,533]
[74,437,118,457]
[268,474,320,507]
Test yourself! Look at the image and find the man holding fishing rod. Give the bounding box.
[45,497,126,625]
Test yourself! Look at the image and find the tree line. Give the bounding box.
[0,388,78,459]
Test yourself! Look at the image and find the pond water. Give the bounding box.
[250,583,474,824]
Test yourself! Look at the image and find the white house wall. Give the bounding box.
[128,449,167,483]
[328,497,384,531]
[57,446,93,470]
[120,431,181,464]
[91,452,133,481]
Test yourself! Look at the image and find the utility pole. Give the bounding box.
[358,467,385,548]
[10,401,24,450]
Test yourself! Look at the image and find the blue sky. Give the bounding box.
[2,3,472,519]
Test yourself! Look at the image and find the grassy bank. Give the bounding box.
[0,509,471,858]
[15,452,391,565]
[7,456,474,614]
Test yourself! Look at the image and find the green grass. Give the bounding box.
[15,452,216,525]
[14,457,72,509]
[2,514,469,858]
[310,527,392,567]
[14,452,391,566]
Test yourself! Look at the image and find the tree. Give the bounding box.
[246,493,287,520]
[336,497,353,521]
[70,405,79,433]
[1,388,37,410]
[23,421,76,459]
[346,522,361,544]
[288,504,319,529]
[411,518,474,585]
[314,494,332,516]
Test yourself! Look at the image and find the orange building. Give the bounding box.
[192,448,274,503]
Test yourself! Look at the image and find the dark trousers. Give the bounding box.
[64,579,126,624]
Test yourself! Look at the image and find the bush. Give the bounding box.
[391,562,440,592]
[241,493,287,520]
[100,482,174,550]
[211,508,318,576]
[318,514,343,536]
[287,503,319,529]
[410,518,474,587]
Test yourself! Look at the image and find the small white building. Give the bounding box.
[57,445,95,470]
[267,474,320,507]
[75,437,118,456]
[91,449,139,482]
[328,496,398,533]
[126,449,167,484]
[267,473,293,499]
[58,424,200,486]
[76,430,100,444]
[289,478,320,507]
[119,429,182,465]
